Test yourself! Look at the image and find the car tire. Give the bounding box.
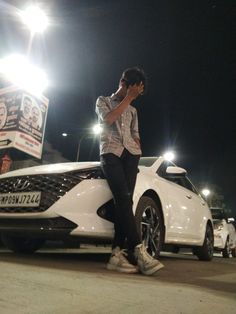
[231,247,236,258]
[1,234,45,253]
[222,237,230,258]
[135,196,164,258]
[194,224,214,261]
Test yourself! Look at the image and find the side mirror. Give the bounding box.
[166,166,187,176]
[228,217,235,223]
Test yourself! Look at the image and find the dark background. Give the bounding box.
[0,0,235,214]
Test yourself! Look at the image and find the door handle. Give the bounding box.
[186,195,192,199]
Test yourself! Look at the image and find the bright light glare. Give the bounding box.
[93,124,103,135]
[62,133,68,137]
[20,6,48,33]
[0,54,48,96]
[163,151,175,161]
[202,189,210,197]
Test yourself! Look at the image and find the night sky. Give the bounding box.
[0,1,235,214]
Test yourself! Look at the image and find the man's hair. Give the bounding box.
[120,67,147,94]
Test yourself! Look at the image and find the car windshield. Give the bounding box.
[139,157,159,167]
[211,208,227,220]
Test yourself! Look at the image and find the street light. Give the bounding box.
[202,189,211,197]
[201,188,211,207]
[76,124,102,162]
[92,124,103,135]
[19,5,49,56]
[0,54,48,96]
[19,6,49,34]
[163,151,175,162]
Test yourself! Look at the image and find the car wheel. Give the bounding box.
[231,247,236,258]
[222,237,230,258]
[135,196,164,258]
[194,224,214,261]
[1,234,45,253]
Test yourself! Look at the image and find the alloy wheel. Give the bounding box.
[141,205,161,256]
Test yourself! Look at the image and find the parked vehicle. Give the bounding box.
[0,157,214,260]
[211,207,236,258]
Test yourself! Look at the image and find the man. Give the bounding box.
[96,67,164,275]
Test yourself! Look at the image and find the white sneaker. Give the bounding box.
[135,243,164,275]
[107,247,138,273]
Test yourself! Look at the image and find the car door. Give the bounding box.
[157,161,204,242]
[178,176,207,240]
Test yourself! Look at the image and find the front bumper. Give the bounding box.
[0,217,77,238]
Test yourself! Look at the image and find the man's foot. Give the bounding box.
[107,247,138,273]
[135,243,164,275]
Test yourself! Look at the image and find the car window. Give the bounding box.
[180,177,198,194]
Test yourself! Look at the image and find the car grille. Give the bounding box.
[0,173,83,214]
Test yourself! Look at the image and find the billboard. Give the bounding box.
[0,86,49,159]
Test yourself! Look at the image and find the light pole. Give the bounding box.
[62,124,102,162]
[0,6,49,94]
[76,133,92,162]
[0,5,49,171]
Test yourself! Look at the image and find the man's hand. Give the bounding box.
[103,82,144,125]
[127,83,144,100]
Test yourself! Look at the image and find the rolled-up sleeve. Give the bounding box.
[131,108,140,139]
[95,96,110,121]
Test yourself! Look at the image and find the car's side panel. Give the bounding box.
[214,220,230,249]
[214,220,236,249]
[157,178,208,245]
[135,171,210,246]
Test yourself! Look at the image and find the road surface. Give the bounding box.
[0,245,235,314]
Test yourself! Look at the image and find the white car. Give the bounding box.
[0,157,214,261]
[211,207,236,258]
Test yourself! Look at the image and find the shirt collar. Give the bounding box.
[110,93,123,102]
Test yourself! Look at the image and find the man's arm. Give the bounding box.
[131,108,141,149]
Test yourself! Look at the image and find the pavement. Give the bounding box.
[0,246,235,314]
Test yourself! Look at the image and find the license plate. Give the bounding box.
[0,192,41,208]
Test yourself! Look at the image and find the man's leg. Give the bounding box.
[101,153,128,249]
[122,150,140,197]
[121,150,141,250]
[101,152,140,249]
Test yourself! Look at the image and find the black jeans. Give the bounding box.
[101,149,141,250]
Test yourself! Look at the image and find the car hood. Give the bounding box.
[0,162,101,178]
